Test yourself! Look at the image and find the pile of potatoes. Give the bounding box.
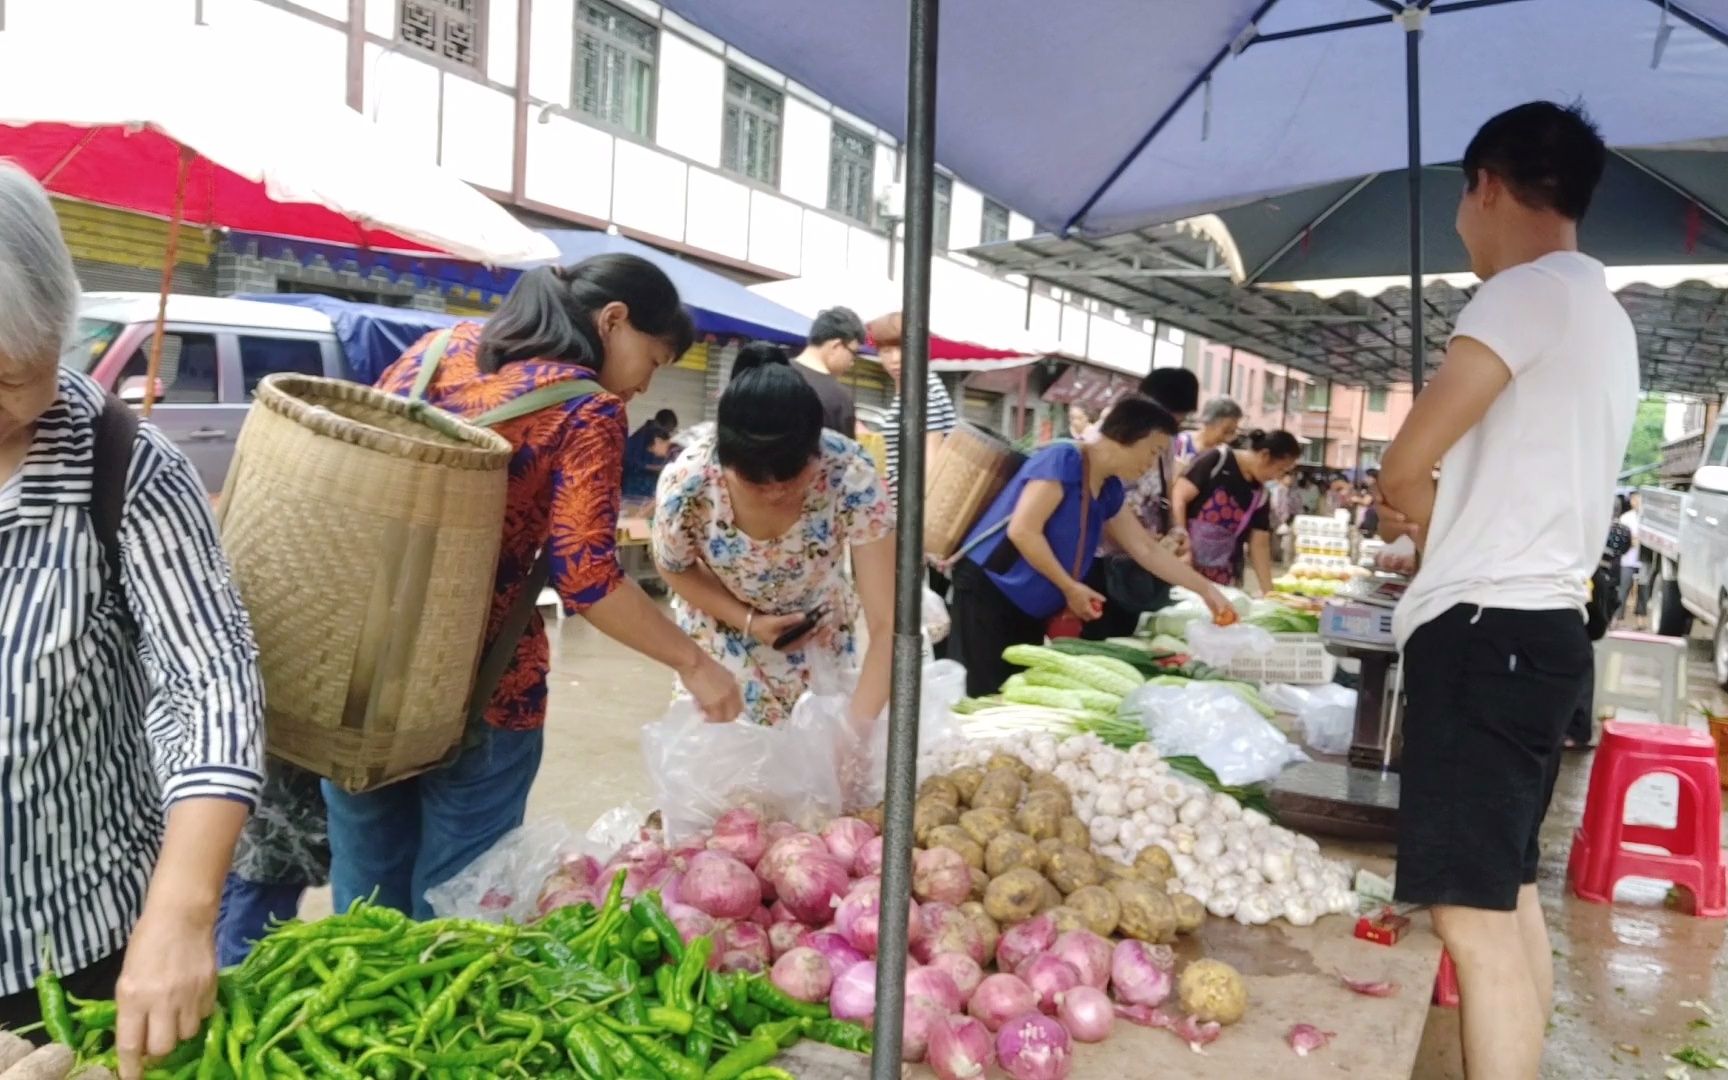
[908,752,1205,944]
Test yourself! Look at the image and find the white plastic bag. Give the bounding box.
[1259,683,1357,755]
[1123,682,1307,786]
[1185,620,1276,667]
[424,819,579,922]
[641,697,844,844]
[823,660,967,811]
[922,586,951,644]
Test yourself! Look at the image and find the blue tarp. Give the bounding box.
[537,230,812,346]
[236,293,466,383]
[656,0,1728,237]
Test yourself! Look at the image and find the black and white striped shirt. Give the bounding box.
[882,372,959,492]
[0,371,264,996]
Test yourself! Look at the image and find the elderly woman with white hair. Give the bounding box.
[1173,395,1244,473]
[0,163,264,1077]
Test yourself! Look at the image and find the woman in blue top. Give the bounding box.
[947,397,1232,696]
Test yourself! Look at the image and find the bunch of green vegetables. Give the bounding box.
[38,874,869,1080]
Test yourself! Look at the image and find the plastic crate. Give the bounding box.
[1295,515,1350,539]
[1225,633,1337,685]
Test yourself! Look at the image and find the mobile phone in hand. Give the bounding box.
[773,606,826,650]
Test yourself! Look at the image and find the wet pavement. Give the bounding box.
[308,613,1728,1076]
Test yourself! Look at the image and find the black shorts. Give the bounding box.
[1395,605,1592,911]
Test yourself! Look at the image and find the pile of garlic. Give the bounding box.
[924,733,1357,927]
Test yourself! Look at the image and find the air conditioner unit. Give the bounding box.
[876,182,906,222]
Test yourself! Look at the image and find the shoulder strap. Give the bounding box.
[471,379,603,429]
[468,549,553,727]
[91,393,140,592]
[1070,448,1092,579]
[1209,448,1231,482]
[408,331,454,403]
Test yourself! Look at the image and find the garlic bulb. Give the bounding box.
[1177,796,1211,826]
[1090,816,1120,845]
[1207,892,1241,918]
[1283,896,1318,927]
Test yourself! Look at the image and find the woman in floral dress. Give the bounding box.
[654,343,896,729]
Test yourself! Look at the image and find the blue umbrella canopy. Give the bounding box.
[658,0,1728,237]
[538,229,812,346]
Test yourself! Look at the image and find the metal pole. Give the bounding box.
[1225,345,1237,396]
[1403,6,1427,392]
[1280,367,1293,429]
[872,0,937,1074]
[1321,379,1334,469]
[1354,385,1368,478]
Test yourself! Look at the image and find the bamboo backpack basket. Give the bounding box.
[217,338,599,792]
[922,422,1025,559]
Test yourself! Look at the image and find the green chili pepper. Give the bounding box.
[221,976,255,1043]
[646,1006,695,1037]
[705,970,734,1012]
[730,1001,768,1031]
[627,1033,705,1080]
[412,949,503,1047]
[797,1017,873,1055]
[631,927,663,967]
[675,938,714,1012]
[292,1026,362,1080]
[744,977,829,1020]
[702,1034,780,1080]
[242,985,318,1074]
[750,1018,802,1049]
[310,997,411,1035]
[655,965,677,1007]
[632,892,686,964]
[263,1046,308,1079]
[35,969,74,1046]
[587,1023,666,1080]
[72,999,118,1031]
[563,1025,616,1080]
[685,1005,718,1064]
[194,1007,227,1080]
[351,950,485,999]
[301,946,363,1022]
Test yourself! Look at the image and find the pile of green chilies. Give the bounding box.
[41,872,871,1080]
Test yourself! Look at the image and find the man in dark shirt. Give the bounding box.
[791,306,865,434]
[623,408,678,499]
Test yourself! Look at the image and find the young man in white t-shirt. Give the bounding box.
[1378,102,1637,1079]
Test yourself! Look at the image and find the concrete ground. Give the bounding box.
[305,611,1728,1077]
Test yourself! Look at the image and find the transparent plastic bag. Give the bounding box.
[1123,682,1307,786]
[425,819,579,922]
[641,696,844,844]
[817,660,967,811]
[1185,620,1275,668]
[1297,685,1356,755]
[922,586,951,644]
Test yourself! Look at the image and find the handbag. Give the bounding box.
[1044,452,1095,640]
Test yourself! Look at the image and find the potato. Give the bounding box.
[971,768,1025,810]
[1026,770,1069,797]
[986,752,1033,781]
[1171,893,1206,935]
[984,831,1042,878]
[1111,879,1179,943]
[1045,905,1089,934]
[1037,875,1064,914]
[959,901,1000,960]
[914,797,959,844]
[983,867,1046,924]
[857,804,885,832]
[1178,959,1249,1025]
[1134,845,1175,879]
[970,866,990,901]
[1058,815,1091,850]
[1065,884,1122,937]
[1015,790,1067,841]
[1036,837,1066,862]
[1099,858,1145,885]
[959,807,1014,847]
[920,775,962,809]
[1045,846,1101,895]
[948,765,986,806]
[927,824,986,870]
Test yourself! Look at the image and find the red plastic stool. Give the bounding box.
[1432,949,1459,1007]
[1566,721,1727,917]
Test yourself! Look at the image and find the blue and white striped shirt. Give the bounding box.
[0,371,264,996]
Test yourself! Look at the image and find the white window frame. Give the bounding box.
[398,0,485,71]
[574,0,658,139]
[828,123,876,225]
[722,68,783,186]
[980,198,1010,245]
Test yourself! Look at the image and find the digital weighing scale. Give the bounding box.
[1269,576,1408,841]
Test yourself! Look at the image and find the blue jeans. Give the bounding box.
[323,724,544,919]
[215,876,306,969]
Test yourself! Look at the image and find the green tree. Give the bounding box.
[1621,398,1667,480]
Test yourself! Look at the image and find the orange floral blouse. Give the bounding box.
[377,322,626,731]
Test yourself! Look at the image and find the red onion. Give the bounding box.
[995,1011,1073,1079]
[534,882,597,916]
[716,920,770,970]
[903,996,949,1063]
[913,847,973,906]
[665,903,715,945]
[643,867,684,906]
[758,833,829,888]
[1174,1014,1222,1050]
[668,840,707,870]
[1056,986,1113,1043]
[1109,939,1174,1007]
[682,851,762,919]
[967,973,1039,1032]
[769,946,833,1004]
[913,903,986,966]
[765,820,798,843]
[907,966,964,1014]
[709,807,768,867]
[558,852,601,886]
[996,914,1057,973]
[1113,1003,1175,1029]
[1287,1023,1336,1056]
[799,930,867,979]
[718,951,765,973]
[1050,930,1111,990]
[832,878,920,957]
[767,921,809,960]
[927,953,984,1005]
[821,816,876,867]
[853,834,886,877]
[928,1014,995,1080]
[480,887,514,912]
[830,960,877,1025]
[1340,975,1400,997]
[748,904,773,928]
[775,852,851,926]
[768,900,795,923]
[1015,954,1080,1014]
[606,840,669,896]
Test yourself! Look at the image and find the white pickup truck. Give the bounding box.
[1637,417,1728,688]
